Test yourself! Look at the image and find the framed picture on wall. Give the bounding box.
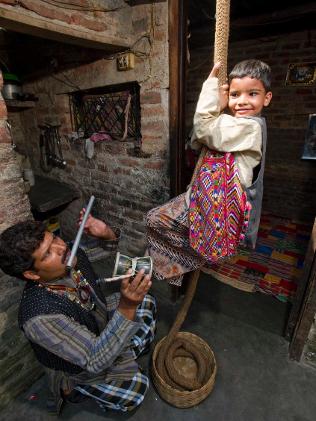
[285,63,316,86]
[302,114,316,160]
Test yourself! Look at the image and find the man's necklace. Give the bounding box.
[39,269,95,311]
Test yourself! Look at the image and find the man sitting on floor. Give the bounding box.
[0,211,156,415]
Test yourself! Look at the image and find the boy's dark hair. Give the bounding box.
[229,59,271,92]
[0,220,46,279]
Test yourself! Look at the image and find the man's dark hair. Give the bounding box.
[0,220,46,279]
[229,59,272,92]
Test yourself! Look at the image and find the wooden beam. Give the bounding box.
[0,6,130,51]
[169,0,187,197]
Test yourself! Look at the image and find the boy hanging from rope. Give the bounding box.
[146,59,272,286]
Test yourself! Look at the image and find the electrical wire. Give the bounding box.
[137,2,154,84]
[60,70,81,91]
[51,72,81,91]
[100,33,152,63]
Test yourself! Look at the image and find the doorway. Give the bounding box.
[169,0,316,360]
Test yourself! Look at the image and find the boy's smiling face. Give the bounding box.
[228,77,272,117]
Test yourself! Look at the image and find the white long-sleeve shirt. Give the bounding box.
[190,77,263,189]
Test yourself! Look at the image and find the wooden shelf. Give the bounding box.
[6,99,37,111]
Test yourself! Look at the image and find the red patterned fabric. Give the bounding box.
[189,150,251,263]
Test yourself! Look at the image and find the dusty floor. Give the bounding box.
[1,274,316,421]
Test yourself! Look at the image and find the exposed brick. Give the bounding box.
[96,163,109,172]
[113,167,132,176]
[140,91,161,104]
[0,126,11,144]
[20,0,71,24]
[70,0,90,6]
[118,157,141,167]
[0,0,16,5]
[141,120,165,133]
[93,11,104,19]
[154,30,167,42]
[70,13,107,32]
[141,105,165,119]
[143,160,164,170]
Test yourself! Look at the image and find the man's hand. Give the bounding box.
[118,270,152,320]
[78,209,116,240]
[208,61,229,111]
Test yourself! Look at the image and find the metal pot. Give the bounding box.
[2,73,22,100]
[2,82,22,100]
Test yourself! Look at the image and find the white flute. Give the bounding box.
[66,195,95,269]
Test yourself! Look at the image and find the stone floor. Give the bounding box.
[1,274,316,421]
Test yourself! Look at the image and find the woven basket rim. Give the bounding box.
[151,331,217,396]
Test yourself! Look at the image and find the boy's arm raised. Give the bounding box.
[191,71,262,158]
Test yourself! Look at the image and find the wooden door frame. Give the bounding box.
[287,219,316,360]
[168,0,188,197]
[167,0,188,302]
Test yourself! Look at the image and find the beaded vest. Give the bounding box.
[18,247,104,374]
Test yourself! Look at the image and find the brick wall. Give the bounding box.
[10,1,169,257]
[187,29,316,224]
[0,72,42,411]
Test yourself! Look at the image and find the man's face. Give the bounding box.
[228,77,272,117]
[27,231,76,282]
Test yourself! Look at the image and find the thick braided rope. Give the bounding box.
[214,0,230,85]
[191,0,230,190]
[154,0,230,393]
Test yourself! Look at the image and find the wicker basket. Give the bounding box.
[151,332,217,408]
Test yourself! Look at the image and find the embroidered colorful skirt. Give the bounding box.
[146,193,206,285]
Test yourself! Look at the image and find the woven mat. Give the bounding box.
[202,213,311,302]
